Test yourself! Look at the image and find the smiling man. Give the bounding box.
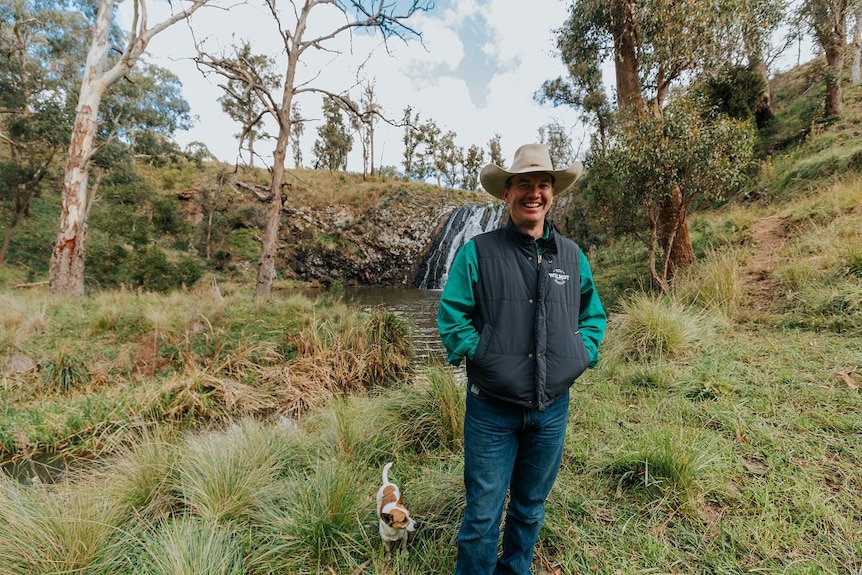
[437,143,607,575]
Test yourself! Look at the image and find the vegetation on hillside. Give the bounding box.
[1,52,861,574]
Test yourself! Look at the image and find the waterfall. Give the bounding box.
[418,204,505,290]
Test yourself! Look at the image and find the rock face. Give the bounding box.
[279,189,580,288]
[280,186,490,287]
[178,173,581,288]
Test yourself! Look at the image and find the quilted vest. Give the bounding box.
[466,220,591,410]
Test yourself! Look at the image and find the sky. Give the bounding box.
[126,0,817,173]
[123,0,588,171]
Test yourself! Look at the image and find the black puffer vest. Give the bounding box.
[466,220,591,410]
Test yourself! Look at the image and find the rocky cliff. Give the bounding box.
[179,172,580,288]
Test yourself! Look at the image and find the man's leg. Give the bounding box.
[496,391,570,575]
[455,392,520,575]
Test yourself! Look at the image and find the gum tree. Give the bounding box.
[49,0,212,296]
[544,0,779,283]
[801,0,859,116]
[589,99,755,291]
[194,0,433,299]
[0,1,86,265]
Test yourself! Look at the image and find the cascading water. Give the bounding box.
[418,204,505,290]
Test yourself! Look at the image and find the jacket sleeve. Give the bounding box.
[578,249,607,367]
[436,240,480,366]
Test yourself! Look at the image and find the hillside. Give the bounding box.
[0,58,860,575]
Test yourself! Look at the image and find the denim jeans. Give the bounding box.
[455,387,570,575]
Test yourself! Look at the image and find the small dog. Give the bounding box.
[376,461,417,557]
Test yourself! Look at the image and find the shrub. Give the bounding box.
[123,247,203,292]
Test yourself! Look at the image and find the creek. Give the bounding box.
[344,286,446,362]
[2,205,498,484]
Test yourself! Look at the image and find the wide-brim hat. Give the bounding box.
[480,143,583,199]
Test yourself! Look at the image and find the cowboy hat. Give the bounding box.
[480,143,583,199]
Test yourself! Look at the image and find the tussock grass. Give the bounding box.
[674,248,747,321]
[602,427,721,513]
[274,306,413,415]
[125,516,245,575]
[380,366,465,455]
[602,292,717,365]
[0,286,413,460]
[177,419,290,522]
[99,426,180,514]
[251,460,368,571]
[0,476,122,574]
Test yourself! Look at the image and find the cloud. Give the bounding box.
[123,0,584,172]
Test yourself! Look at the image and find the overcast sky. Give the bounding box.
[127,0,816,173]
[123,0,591,171]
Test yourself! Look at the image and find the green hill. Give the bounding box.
[0,59,860,574]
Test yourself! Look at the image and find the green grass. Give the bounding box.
[1,201,861,573]
[1,56,862,574]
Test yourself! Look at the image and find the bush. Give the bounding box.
[123,247,203,292]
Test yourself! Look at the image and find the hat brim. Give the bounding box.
[480,161,584,199]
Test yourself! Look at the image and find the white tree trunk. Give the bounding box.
[48,0,113,296]
[851,8,862,85]
[49,0,210,296]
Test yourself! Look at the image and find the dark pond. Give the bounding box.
[343,286,445,362]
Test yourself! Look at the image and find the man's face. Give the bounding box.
[502,172,554,238]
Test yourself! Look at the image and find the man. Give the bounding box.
[437,143,607,575]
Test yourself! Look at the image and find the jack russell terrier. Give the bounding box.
[376,461,417,556]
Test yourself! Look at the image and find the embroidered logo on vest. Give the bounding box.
[549,268,570,285]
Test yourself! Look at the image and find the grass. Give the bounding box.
[2,274,861,574]
[1,58,862,575]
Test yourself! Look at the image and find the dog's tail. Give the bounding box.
[382,461,393,484]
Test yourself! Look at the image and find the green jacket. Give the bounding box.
[437,221,606,407]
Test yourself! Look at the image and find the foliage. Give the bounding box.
[602,291,715,363]
[584,96,755,284]
[217,41,280,167]
[100,63,193,149]
[313,96,354,172]
[695,65,769,122]
[0,0,84,263]
[461,144,485,191]
[537,119,576,168]
[123,247,204,293]
[127,517,246,575]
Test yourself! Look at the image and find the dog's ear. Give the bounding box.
[381,512,394,526]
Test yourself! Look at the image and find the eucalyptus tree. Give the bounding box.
[193,0,433,299]
[737,0,790,121]
[800,0,859,115]
[461,144,484,191]
[402,106,422,178]
[0,0,86,265]
[312,95,352,171]
[217,42,280,168]
[348,79,380,179]
[435,130,461,189]
[419,117,442,185]
[545,0,775,283]
[487,133,505,168]
[102,62,192,164]
[49,0,212,297]
[344,80,380,179]
[537,120,575,170]
[852,7,862,84]
[588,98,755,291]
[289,103,304,168]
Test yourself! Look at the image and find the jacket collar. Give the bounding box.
[505,219,558,254]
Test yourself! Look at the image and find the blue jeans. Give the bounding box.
[455,388,570,575]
